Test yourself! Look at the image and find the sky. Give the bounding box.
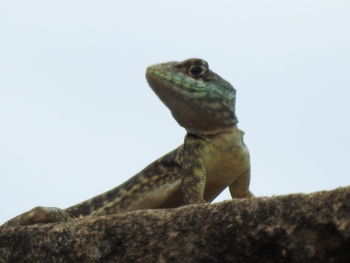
[0,1,349,224]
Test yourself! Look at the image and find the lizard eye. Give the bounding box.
[188,65,207,78]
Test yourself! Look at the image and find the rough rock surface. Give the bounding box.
[1,186,350,263]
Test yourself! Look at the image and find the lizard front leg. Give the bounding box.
[180,134,208,205]
[229,168,254,199]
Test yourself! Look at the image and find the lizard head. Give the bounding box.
[146,58,237,134]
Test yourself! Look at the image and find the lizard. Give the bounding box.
[2,58,253,226]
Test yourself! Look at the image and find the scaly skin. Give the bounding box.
[3,58,253,226]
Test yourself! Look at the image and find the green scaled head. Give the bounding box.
[146,58,237,134]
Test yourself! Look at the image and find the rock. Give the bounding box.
[1,186,350,263]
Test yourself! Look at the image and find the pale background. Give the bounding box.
[1,1,349,224]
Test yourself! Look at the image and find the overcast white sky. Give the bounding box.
[1,1,349,224]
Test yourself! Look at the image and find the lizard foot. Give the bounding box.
[184,196,207,205]
[2,206,76,227]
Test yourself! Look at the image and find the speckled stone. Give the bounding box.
[1,186,350,263]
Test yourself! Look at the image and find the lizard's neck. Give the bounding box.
[186,124,238,137]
